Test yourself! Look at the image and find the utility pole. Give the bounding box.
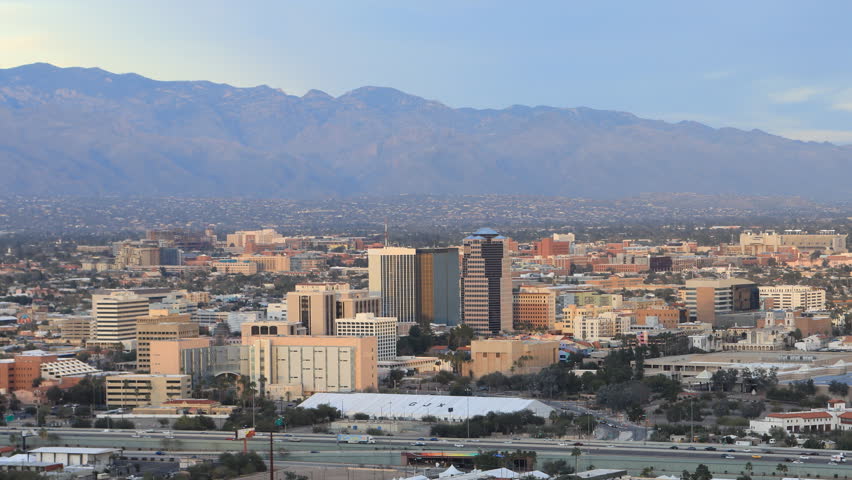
[690,397,694,444]
[272,416,285,480]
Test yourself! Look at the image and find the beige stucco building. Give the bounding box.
[136,314,198,372]
[468,338,559,378]
[149,337,212,375]
[286,283,379,335]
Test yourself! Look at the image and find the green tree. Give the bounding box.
[829,381,849,397]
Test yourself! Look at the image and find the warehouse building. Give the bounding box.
[299,392,554,421]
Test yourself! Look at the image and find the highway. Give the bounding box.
[5,427,851,478]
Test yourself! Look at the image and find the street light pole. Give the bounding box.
[690,397,694,444]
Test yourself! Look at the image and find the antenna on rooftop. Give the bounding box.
[384,218,389,247]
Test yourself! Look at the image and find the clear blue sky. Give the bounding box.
[3,0,852,142]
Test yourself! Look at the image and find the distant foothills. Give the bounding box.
[1,63,851,200]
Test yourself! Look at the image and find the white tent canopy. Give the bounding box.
[300,392,555,421]
[440,466,464,478]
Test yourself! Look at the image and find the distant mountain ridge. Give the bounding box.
[1,63,850,199]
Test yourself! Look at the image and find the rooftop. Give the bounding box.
[29,447,120,454]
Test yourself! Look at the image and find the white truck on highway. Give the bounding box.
[337,434,376,444]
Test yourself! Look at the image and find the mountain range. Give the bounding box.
[1,63,849,200]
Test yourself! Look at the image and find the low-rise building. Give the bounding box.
[759,285,826,311]
[105,373,191,407]
[749,400,851,435]
[469,338,559,378]
[211,259,259,275]
[28,447,120,473]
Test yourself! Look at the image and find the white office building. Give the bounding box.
[759,285,826,311]
[335,312,398,361]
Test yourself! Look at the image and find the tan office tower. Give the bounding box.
[92,291,149,345]
[461,228,512,336]
[135,314,199,372]
[285,283,379,335]
[684,277,759,324]
[368,248,418,323]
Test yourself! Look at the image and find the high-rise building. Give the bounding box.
[684,278,760,324]
[368,247,460,328]
[92,291,149,346]
[286,283,380,335]
[368,247,418,323]
[334,312,398,361]
[461,228,512,336]
[415,248,461,327]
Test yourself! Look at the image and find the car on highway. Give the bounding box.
[792,460,803,464]
[411,441,425,446]
[751,455,762,459]
[155,451,164,456]
[670,446,679,450]
[454,444,464,448]
[726,449,736,452]
[558,443,568,446]
[504,441,513,444]
[799,456,810,460]
[287,437,302,442]
[741,449,751,452]
[417,437,425,441]
[704,447,717,451]
[310,451,319,454]
[430,438,439,441]
[687,447,697,451]
[722,455,735,459]
[573,442,584,446]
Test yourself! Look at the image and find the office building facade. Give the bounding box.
[334,312,397,361]
[684,278,760,324]
[92,291,149,345]
[461,228,512,335]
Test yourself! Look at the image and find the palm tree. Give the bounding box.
[776,464,788,475]
[571,447,582,474]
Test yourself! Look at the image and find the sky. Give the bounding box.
[3,0,852,143]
